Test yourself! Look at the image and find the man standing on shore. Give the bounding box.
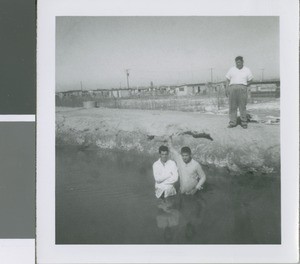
[168,137,206,195]
[153,145,179,199]
[225,56,253,129]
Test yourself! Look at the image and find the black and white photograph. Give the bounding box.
[55,16,281,244]
[37,0,299,263]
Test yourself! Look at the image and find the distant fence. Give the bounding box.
[56,86,279,112]
[56,94,230,112]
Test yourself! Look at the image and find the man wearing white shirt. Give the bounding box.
[225,56,253,129]
[152,145,179,199]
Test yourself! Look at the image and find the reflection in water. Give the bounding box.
[156,193,206,243]
[179,194,206,242]
[156,197,179,243]
[56,146,280,244]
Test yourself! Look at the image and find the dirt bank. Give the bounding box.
[56,106,280,174]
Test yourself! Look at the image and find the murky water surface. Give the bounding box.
[56,146,280,244]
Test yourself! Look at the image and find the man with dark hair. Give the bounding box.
[181,147,191,155]
[225,56,253,129]
[152,145,178,198]
[159,145,169,153]
[168,138,206,195]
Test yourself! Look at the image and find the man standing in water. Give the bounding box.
[168,137,206,195]
[225,56,253,129]
[153,145,179,199]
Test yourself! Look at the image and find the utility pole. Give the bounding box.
[125,69,130,89]
[210,68,214,83]
[260,68,264,81]
[80,81,83,91]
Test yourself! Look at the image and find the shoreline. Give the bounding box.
[56,105,280,174]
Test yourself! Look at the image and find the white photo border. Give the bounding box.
[0,239,35,264]
[37,0,299,263]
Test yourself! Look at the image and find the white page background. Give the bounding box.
[37,0,299,263]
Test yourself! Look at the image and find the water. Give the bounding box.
[56,146,280,244]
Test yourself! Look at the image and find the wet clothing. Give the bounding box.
[226,66,253,125]
[153,159,178,198]
[171,150,206,195]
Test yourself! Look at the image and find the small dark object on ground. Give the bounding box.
[179,131,213,141]
[147,135,155,140]
[246,113,259,123]
[228,124,237,128]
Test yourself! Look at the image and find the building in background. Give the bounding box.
[250,81,280,97]
[56,80,280,100]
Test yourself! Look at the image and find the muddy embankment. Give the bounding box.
[56,107,280,175]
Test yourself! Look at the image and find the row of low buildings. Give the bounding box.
[56,82,224,99]
[249,81,280,97]
[56,80,280,99]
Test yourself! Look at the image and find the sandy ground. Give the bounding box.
[56,100,280,174]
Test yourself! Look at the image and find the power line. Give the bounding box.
[260,68,264,81]
[125,69,130,89]
[210,68,214,83]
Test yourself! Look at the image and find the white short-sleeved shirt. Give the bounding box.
[225,66,253,85]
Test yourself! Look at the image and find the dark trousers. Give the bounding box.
[228,84,248,126]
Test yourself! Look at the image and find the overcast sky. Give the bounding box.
[56,16,279,91]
